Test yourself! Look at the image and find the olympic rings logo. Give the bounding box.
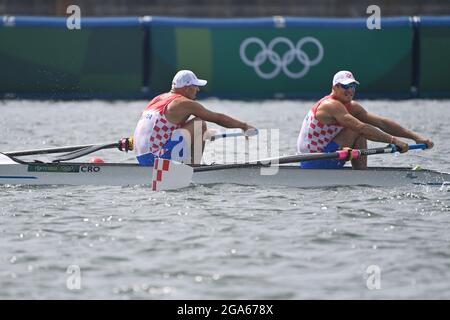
[239,36,324,79]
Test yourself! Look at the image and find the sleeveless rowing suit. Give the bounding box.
[134,92,186,166]
[297,94,351,169]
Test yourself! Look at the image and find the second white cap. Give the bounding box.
[332,70,360,86]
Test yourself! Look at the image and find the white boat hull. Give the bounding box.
[0,161,449,188]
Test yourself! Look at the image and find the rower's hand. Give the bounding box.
[393,138,409,153]
[415,137,434,150]
[243,124,258,138]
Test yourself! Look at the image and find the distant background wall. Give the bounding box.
[1,0,450,17]
[0,15,449,99]
[419,17,450,98]
[0,17,145,99]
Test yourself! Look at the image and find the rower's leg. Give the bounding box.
[333,127,359,148]
[333,128,366,169]
[351,135,367,169]
[181,117,207,164]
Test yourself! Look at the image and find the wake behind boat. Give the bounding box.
[0,153,448,188]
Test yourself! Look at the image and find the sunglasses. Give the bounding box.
[338,83,357,90]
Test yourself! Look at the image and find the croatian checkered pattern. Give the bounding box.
[134,92,182,158]
[149,116,179,156]
[302,110,342,152]
[297,95,349,153]
[152,158,170,191]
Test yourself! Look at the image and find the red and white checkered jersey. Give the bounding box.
[297,95,351,153]
[134,93,183,157]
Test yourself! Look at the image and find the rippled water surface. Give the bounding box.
[1,99,449,299]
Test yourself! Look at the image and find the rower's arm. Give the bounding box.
[185,101,251,131]
[352,102,423,141]
[331,104,394,144]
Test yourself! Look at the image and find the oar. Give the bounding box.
[54,129,258,162]
[5,128,254,162]
[51,143,118,162]
[150,143,428,191]
[51,137,133,162]
[193,143,428,172]
[4,137,134,157]
[204,128,259,141]
[4,143,109,157]
[358,143,427,156]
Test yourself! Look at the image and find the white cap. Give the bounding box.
[332,70,360,86]
[171,70,207,89]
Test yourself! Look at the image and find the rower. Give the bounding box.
[297,70,434,169]
[134,70,256,166]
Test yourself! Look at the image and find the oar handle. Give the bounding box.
[407,143,428,150]
[390,143,428,153]
[244,128,259,137]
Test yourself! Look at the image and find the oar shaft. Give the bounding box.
[359,143,427,156]
[4,144,100,156]
[52,143,119,162]
[359,145,396,156]
[193,143,428,172]
[4,137,134,158]
[194,152,341,172]
[52,138,133,162]
[242,143,427,165]
[277,152,342,164]
[210,132,244,140]
[205,128,259,141]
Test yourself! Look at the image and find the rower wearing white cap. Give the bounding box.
[134,70,256,166]
[297,70,434,169]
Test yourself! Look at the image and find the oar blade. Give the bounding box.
[151,158,193,191]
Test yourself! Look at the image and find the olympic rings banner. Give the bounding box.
[149,17,414,99]
[239,36,324,80]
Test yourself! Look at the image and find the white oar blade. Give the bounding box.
[151,158,193,191]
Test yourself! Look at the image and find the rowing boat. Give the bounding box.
[1,142,447,189]
[0,155,448,188]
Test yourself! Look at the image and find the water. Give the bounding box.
[0,99,449,299]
